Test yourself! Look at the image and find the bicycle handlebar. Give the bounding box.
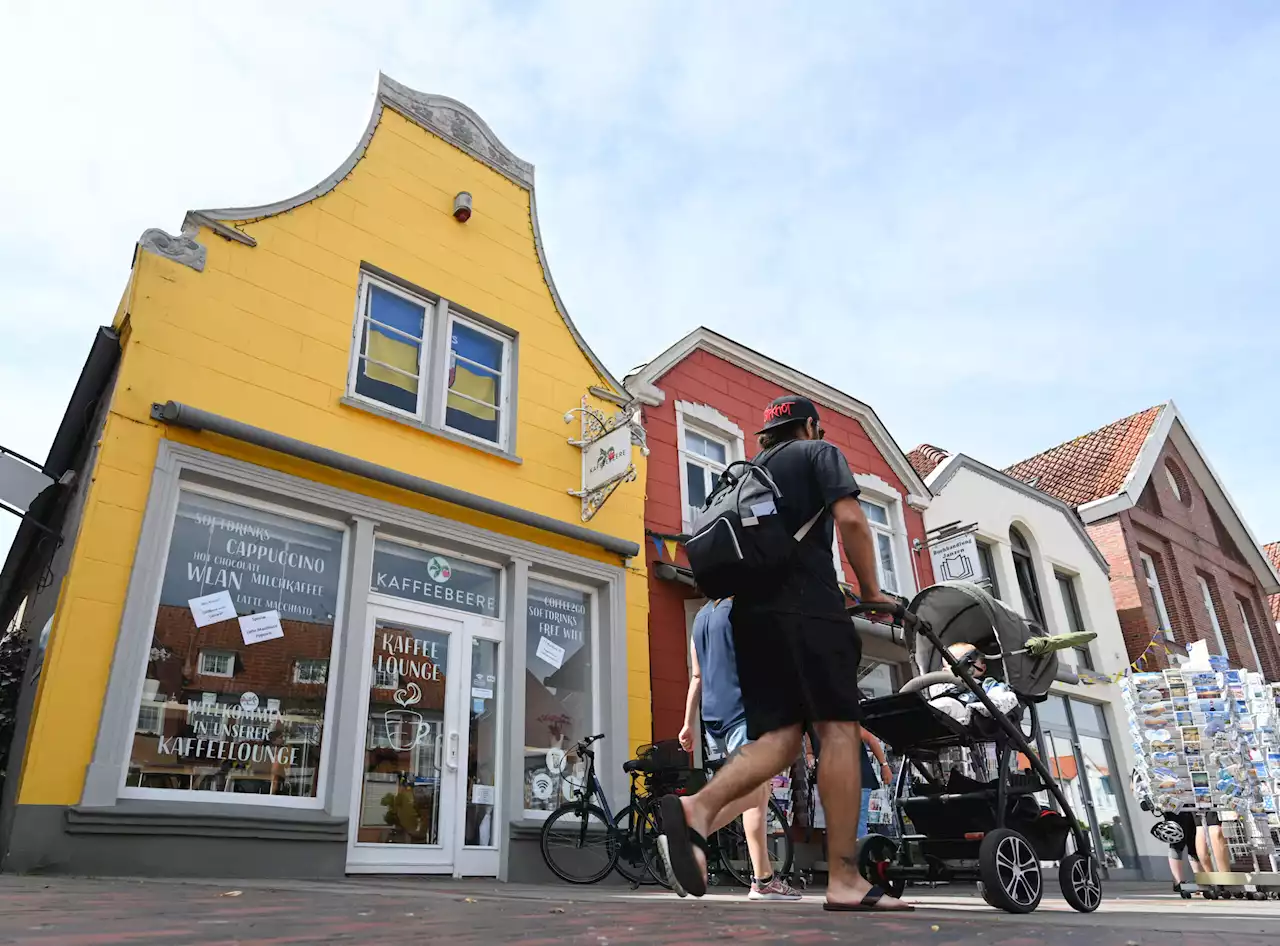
[572,733,606,754]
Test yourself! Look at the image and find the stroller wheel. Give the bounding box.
[978,828,1043,914]
[1058,853,1102,913]
[854,835,905,899]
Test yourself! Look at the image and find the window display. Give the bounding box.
[523,580,593,816]
[126,490,345,800]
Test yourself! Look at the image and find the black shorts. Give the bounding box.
[1168,811,1198,855]
[731,607,863,740]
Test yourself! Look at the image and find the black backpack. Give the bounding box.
[683,442,823,599]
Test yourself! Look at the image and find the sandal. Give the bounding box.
[658,795,709,898]
[824,885,915,912]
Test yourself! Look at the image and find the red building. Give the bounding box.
[624,329,933,742]
[1005,402,1280,679]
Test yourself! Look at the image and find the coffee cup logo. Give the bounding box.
[384,681,427,751]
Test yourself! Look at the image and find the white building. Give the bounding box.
[909,445,1166,880]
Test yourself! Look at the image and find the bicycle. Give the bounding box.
[538,734,673,887]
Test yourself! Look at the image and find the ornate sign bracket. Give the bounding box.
[565,396,648,522]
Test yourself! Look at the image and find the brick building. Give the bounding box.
[1266,543,1280,629]
[1005,402,1280,678]
[623,328,932,742]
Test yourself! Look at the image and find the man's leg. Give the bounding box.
[1195,825,1214,871]
[815,720,908,907]
[1168,853,1186,885]
[1208,825,1230,872]
[677,726,803,881]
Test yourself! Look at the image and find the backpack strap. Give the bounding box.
[794,508,823,541]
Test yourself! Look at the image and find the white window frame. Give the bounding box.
[121,481,351,811]
[292,658,330,685]
[1164,464,1183,503]
[853,473,913,597]
[522,576,600,821]
[1139,552,1175,641]
[346,273,432,421]
[1196,575,1230,659]
[674,402,745,533]
[438,309,513,450]
[1237,599,1264,673]
[136,700,165,735]
[197,649,236,679]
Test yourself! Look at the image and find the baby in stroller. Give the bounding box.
[926,642,1020,727]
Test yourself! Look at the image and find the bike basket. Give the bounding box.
[636,740,689,772]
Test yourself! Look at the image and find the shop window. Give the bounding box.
[524,579,594,818]
[124,489,346,804]
[347,271,515,451]
[198,650,235,678]
[1139,551,1175,641]
[1054,572,1093,671]
[1009,526,1046,628]
[860,498,900,594]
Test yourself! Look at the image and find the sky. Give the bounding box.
[3,1,1280,563]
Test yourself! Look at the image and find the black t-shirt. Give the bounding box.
[736,438,861,618]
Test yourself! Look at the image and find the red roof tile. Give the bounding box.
[1004,405,1165,507]
[1265,543,1280,623]
[906,444,949,480]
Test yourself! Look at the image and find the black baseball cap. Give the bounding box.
[756,394,821,434]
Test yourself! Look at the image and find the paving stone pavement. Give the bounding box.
[0,876,1277,945]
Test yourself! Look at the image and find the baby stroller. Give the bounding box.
[852,582,1102,914]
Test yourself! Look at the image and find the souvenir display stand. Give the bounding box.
[1123,653,1280,901]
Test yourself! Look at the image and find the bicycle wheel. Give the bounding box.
[540,802,619,884]
[715,797,794,888]
[613,802,672,888]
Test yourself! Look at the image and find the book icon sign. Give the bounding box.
[938,549,976,582]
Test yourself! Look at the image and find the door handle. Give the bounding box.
[447,731,459,771]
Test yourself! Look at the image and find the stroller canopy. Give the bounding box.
[907,581,1059,698]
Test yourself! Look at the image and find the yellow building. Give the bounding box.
[0,76,649,880]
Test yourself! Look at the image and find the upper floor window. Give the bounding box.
[860,498,900,594]
[675,402,744,532]
[198,650,235,679]
[976,540,1000,598]
[684,430,728,516]
[1009,526,1046,628]
[1196,574,1230,661]
[1139,551,1175,641]
[1164,460,1192,507]
[1054,571,1092,671]
[348,271,514,450]
[1236,598,1264,673]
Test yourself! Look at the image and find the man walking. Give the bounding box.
[660,395,912,912]
[678,596,801,901]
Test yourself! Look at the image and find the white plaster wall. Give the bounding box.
[923,462,1165,873]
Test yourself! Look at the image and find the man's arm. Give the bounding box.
[678,632,703,753]
[832,496,894,606]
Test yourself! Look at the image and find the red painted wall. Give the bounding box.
[642,347,930,740]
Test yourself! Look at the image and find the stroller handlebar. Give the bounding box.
[848,601,914,626]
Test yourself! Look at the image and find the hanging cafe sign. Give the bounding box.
[565,395,648,521]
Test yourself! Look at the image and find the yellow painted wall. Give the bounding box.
[19,103,650,805]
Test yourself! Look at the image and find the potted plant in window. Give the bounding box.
[144,644,173,702]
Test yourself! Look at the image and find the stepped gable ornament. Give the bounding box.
[566,395,648,522]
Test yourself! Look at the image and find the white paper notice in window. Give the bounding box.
[188,590,237,628]
[238,610,285,645]
[535,635,566,670]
